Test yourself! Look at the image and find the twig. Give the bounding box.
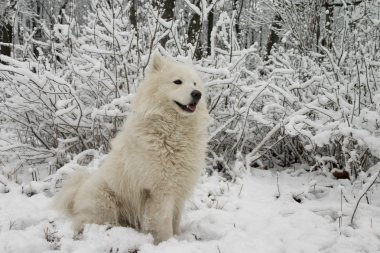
[350,170,380,225]
[248,135,286,165]
[238,184,244,197]
[275,171,280,198]
[338,185,343,235]
[25,112,50,150]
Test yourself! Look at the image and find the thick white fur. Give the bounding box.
[53,53,210,244]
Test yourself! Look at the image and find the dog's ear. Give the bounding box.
[149,52,166,73]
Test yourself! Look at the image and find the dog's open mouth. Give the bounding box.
[175,101,197,113]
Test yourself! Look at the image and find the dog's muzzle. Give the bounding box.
[175,90,202,113]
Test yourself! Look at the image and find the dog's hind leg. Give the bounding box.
[70,182,120,239]
[72,213,89,239]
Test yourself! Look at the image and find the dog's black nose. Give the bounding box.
[191,90,202,101]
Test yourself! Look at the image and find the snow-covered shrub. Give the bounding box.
[205,5,380,179]
[0,0,143,180]
[1,0,380,185]
[0,0,237,182]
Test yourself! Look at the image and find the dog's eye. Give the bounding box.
[194,82,197,86]
[173,79,182,85]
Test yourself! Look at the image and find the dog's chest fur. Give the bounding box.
[137,113,206,189]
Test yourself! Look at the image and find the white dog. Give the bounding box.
[54,52,210,244]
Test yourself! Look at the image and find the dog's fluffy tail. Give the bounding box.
[53,170,88,216]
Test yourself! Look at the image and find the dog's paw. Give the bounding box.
[73,228,84,240]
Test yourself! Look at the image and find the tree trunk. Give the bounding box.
[187,0,202,60]
[266,14,282,58]
[314,2,321,52]
[32,2,42,58]
[206,1,214,55]
[129,0,138,30]
[158,0,175,48]
[233,0,244,44]
[58,0,70,24]
[0,23,12,59]
[161,0,175,22]
[0,0,16,62]
[323,0,334,49]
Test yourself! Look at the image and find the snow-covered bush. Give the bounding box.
[206,2,380,179]
[0,0,379,185]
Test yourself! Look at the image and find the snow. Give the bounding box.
[1,168,379,253]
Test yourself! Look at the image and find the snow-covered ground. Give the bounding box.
[0,167,379,253]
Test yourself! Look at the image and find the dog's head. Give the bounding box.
[139,52,207,117]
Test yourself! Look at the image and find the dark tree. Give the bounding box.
[187,0,202,60]
[157,0,175,47]
[233,0,244,42]
[206,4,213,56]
[0,0,17,61]
[129,0,138,30]
[266,14,282,58]
[32,2,43,58]
[322,0,334,49]
[0,23,12,58]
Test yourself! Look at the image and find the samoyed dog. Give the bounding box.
[54,52,210,244]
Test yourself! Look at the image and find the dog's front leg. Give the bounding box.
[173,199,185,235]
[144,193,174,244]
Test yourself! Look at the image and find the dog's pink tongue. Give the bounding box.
[187,104,196,112]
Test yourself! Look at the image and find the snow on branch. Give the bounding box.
[350,164,380,225]
[184,0,202,16]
